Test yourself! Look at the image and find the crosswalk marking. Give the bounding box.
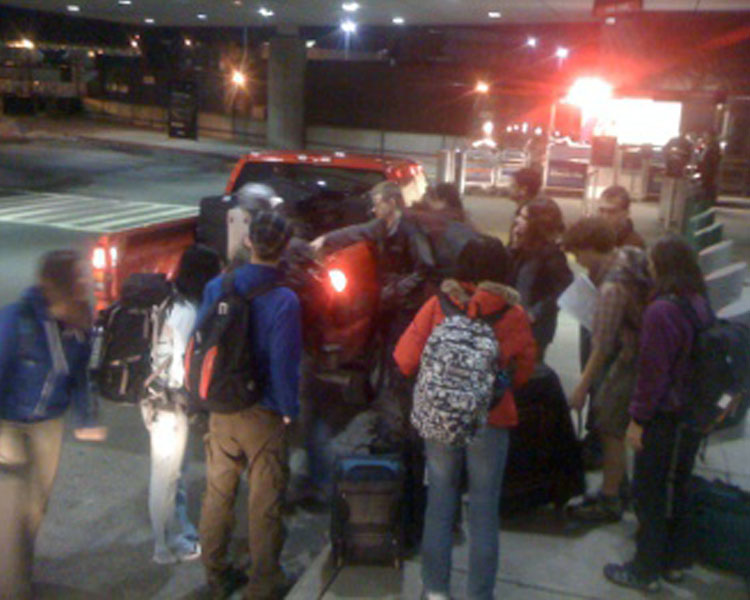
[0,192,197,233]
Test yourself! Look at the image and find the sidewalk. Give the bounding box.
[4,114,750,599]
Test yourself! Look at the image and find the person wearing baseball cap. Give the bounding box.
[196,210,300,600]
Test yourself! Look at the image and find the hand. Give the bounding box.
[74,426,108,442]
[625,419,644,452]
[309,236,326,258]
[569,383,588,412]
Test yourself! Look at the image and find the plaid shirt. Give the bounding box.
[590,249,649,360]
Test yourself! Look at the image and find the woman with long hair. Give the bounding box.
[508,196,573,360]
[604,234,711,592]
[140,244,221,564]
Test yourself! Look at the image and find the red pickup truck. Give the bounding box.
[91,150,427,309]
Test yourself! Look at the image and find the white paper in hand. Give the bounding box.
[558,273,599,332]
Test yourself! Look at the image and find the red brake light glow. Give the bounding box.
[92,247,107,270]
[329,269,347,293]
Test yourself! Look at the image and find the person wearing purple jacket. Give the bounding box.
[604,234,711,593]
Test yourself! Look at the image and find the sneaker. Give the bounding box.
[604,563,661,593]
[152,547,178,565]
[662,568,686,583]
[567,492,623,523]
[172,537,201,562]
[207,567,249,600]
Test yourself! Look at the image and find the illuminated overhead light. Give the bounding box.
[605,16,616,25]
[67,5,81,12]
[564,76,612,108]
[130,39,138,48]
[231,70,246,87]
[522,122,529,133]
[506,125,513,133]
[526,36,537,47]
[392,16,405,25]
[258,7,274,17]
[513,124,520,131]
[488,11,501,19]
[197,13,207,20]
[342,2,360,12]
[184,38,193,47]
[233,0,241,5]
[534,126,543,135]
[475,81,490,94]
[482,120,494,136]
[118,0,132,5]
[317,180,327,186]
[555,46,569,59]
[144,17,155,24]
[16,38,35,49]
[341,20,357,34]
[306,40,316,48]
[87,50,95,57]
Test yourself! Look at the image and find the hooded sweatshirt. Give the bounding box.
[393,279,537,428]
[197,263,302,420]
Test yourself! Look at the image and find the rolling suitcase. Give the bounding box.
[691,475,750,576]
[330,454,405,568]
[502,363,585,516]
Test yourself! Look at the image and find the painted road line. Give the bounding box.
[0,192,197,233]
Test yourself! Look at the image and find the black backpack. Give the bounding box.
[184,274,278,414]
[670,296,750,431]
[92,273,174,404]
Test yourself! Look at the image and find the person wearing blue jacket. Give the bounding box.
[197,211,301,600]
[0,249,106,600]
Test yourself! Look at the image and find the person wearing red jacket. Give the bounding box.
[393,237,536,600]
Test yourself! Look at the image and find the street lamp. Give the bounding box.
[231,69,246,88]
[341,20,357,60]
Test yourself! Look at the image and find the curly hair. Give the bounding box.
[562,217,616,254]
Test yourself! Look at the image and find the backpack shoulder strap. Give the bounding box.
[663,294,711,332]
[480,303,513,326]
[243,280,281,302]
[437,290,464,318]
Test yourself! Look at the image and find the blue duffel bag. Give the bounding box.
[691,475,750,577]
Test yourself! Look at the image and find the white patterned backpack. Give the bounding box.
[411,293,511,447]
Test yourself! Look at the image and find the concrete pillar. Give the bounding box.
[267,34,306,149]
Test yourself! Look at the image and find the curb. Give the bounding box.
[74,134,245,162]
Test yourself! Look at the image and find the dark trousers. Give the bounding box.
[631,413,702,580]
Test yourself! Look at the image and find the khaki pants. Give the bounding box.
[199,406,289,600]
[0,417,65,600]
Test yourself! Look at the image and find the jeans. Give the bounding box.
[631,414,702,580]
[0,417,65,600]
[141,402,196,556]
[422,426,510,600]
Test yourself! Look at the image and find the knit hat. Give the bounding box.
[249,210,293,259]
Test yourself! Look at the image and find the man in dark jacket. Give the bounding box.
[197,211,301,600]
[697,130,721,206]
[312,180,436,546]
[597,186,645,249]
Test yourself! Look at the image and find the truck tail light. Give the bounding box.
[92,247,107,270]
[328,269,347,293]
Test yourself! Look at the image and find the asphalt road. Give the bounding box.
[0,138,231,306]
